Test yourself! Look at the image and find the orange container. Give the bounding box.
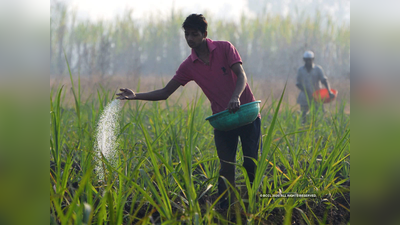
[313,89,338,103]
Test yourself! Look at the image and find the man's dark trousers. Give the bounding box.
[214,117,261,207]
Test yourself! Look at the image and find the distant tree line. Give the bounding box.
[50,2,350,79]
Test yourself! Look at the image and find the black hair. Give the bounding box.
[182,14,208,34]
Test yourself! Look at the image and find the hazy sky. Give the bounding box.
[54,0,350,24]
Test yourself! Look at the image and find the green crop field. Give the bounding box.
[50,70,350,224]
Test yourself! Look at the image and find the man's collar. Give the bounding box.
[304,63,315,70]
[190,38,217,62]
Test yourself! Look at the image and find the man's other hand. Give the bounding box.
[228,97,240,113]
[329,91,335,100]
[116,88,136,100]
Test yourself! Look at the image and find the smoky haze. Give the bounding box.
[50,0,350,79]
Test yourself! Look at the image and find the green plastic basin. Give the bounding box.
[205,101,261,131]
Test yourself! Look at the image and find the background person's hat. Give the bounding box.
[303,51,314,58]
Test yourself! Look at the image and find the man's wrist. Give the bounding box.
[127,95,136,100]
[231,94,240,99]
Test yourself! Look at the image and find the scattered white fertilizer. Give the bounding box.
[94,99,121,180]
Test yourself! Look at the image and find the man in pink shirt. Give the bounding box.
[116,14,261,210]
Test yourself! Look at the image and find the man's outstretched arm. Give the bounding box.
[116,78,181,101]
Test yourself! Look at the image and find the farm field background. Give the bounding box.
[50,75,350,224]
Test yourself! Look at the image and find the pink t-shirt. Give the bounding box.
[173,38,256,114]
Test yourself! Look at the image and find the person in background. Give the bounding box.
[116,14,261,210]
[296,50,335,124]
